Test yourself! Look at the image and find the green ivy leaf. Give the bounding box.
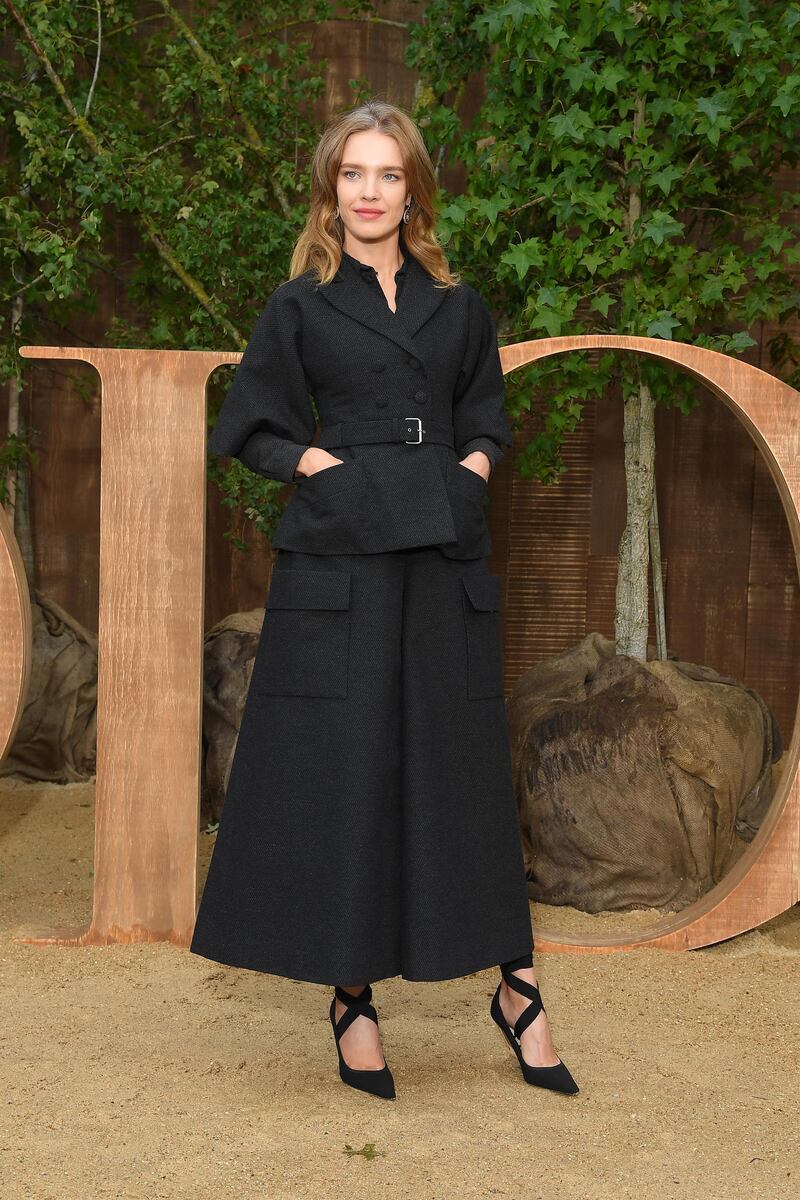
[646,313,682,340]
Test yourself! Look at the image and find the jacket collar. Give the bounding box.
[317,230,450,357]
[339,244,410,287]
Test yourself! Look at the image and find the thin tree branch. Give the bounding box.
[66,0,102,152]
[2,0,245,345]
[3,271,45,301]
[154,0,294,220]
[105,14,170,39]
[272,15,410,32]
[3,0,105,156]
[84,0,102,116]
[685,205,738,217]
[506,194,547,217]
[135,135,197,163]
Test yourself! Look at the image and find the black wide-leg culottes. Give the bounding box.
[190,544,535,985]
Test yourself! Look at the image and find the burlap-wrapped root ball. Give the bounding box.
[506,632,782,913]
[0,591,98,782]
[201,609,266,823]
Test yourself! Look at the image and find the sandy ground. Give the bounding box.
[1,775,798,1200]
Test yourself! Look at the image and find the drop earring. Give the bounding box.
[334,205,340,220]
[403,200,412,224]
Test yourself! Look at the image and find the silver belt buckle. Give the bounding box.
[404,416,423,444]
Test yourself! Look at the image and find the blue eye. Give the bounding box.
[342,170,402,181]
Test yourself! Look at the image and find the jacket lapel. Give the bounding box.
[317,252,450,358]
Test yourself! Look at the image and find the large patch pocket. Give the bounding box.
[254,568,352,698]
[459,573,505,699]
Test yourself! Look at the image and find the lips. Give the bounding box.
[355,209,385,216]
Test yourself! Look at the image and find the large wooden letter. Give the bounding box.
[500,336,800,951]
[8,347,238,946]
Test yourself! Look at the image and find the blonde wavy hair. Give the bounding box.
[289,99,461,290]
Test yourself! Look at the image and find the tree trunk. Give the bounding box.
[614,380,656,659]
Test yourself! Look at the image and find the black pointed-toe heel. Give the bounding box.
[490,964,579,1094]
[329,983,396,1100]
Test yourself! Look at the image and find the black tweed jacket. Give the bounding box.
[208,228,514,558]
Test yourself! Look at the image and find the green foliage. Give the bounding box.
[0,430,38,505]
[0,0,333,543]
[407,0,800,482]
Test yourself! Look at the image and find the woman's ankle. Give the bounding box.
[501,950,534,973]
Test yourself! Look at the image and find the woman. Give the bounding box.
[190,100,579,1101]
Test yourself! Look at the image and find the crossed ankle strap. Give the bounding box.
[333,984,379,1038]
[500,965,546,1042]
[334,983,373,1007]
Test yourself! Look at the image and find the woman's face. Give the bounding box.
[336,129,411,246]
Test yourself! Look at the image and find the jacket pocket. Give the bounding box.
[453,459,489,497]
[253,568,352,698]
[440,457,492,560]
[459,573,504,699]
[299,457,362,492]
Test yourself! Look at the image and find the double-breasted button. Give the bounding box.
[413,389,427,405]
[408,356,421,370]
[373,360,387,373]
[374,397,388,407]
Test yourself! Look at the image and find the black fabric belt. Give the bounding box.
[317,416,455,449]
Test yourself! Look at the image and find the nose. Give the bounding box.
[359,178,382,202]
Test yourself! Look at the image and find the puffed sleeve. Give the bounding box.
[208,286,316,484]
[452,286,514,471]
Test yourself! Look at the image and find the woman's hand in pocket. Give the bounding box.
[295,448,345,477]
[457,450,491,482]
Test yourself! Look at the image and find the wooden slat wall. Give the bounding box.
[744,448,800,747]
[662,385,755,680]
[503,397,595,679]
[25,361,102,621]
